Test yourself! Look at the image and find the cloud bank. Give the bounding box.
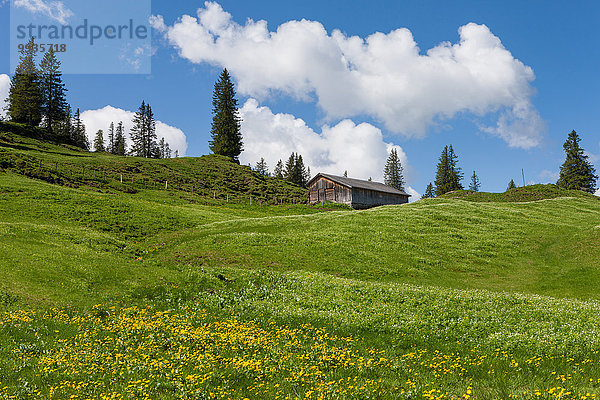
[153,2,544,148]
[239,98,419,200]
[80,106,188,156]
[0,74,10,118]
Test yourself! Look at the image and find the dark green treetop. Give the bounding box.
[434,145,463,196]
[469,171,481,192]
[557,130,597,193]
[209,69,243,163]
[39,47,68,134]
[384,148,405,191]
[7,37,42,126]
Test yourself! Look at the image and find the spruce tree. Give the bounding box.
[507,179,517,190]
[93,130,105,152]
[255,158,269,176]
[39,47,67,134]
[295,155,308,187]
[469,171,481,192]
[72,108,89,150]
[129,101,157,158]
[209,69,243,163]
[434,145,463,196]
[107,122,115,154]
[557,130,598,193]
[343,170,348,178]
[165,142,172,158]
[422,183,435,199]
[7,37,42,126]
[114,121,126,156]
[284,153,296,182]
[383,148,405,191]
[274,160,284,179]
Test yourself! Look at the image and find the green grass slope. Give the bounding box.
[440,184,595,202]
[1,137,600,398]
[0,127,307,204]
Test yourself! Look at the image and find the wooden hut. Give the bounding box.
[308,173,410,209]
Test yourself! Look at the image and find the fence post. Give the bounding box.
[213,191,216,199]
[165,181,168,190]
[227,194,229,202]
[120,174,123,183]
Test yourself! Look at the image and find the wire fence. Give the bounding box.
[2,157,308,206]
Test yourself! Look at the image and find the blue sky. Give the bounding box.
[1,0,599,197]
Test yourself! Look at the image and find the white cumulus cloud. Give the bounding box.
[13,0,73,25]
[80,106,188,156]
[153,2,544,148]
[0,74,10,118]
[239,98,417,199]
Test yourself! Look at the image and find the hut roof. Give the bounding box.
[308,173,411,196]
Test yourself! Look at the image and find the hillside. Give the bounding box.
[0,124,307,204]
[1,138,600,398]
[439,184,596,202]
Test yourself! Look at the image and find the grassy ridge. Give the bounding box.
[0,129,307,203]
[2,135,600,398]
[157,194,600,299]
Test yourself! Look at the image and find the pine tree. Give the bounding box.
[93,130,105,152]
[7,37,43,126]
[507,179,517,190]
[284,153,296,182]
[383,148,405,191]
[165,143,172,158]
[107,122,115,154]
[114,121,126,156]
[56,104,72,142]
[434,145,463,196]
[295,155,308,187]
[274,160,284,179]
[343,170,348,177]
[129,101,157,158]
[209,69,243,163]
[174,150,179,158]
[557,130,598,193]
[72,108,89,150]
[469,171,481,192]
[39,47,68,134]
[255,158,269,176]
[422,183,435,199]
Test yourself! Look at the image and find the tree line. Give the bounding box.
[421,130,597,198]
[3,37,175,159]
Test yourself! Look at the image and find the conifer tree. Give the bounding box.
[164,142,171,158]
[56,104,72,141]
[209,69,243,162]
[434,145,463,196]
[343,170,348,177]
[383,148,405,191]
[507,179,517,190]
[557,130,598,193]
[469,171,481,192]
[39,47,67,134]
[422,183,435,199]
[255,158,269,176]
[7,37,42,126]
[93,130,105,152]
[114,121,126,156]
[295,155,308,187]
[107,122,115,154]
[274,160,284,179]
[72,108,89,150]
[284,153,296,181]
[129,101,157,158]
[174,150,179,158]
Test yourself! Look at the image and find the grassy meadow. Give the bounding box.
[1,133,600,399]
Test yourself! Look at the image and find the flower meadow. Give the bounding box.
[1,296,599,400]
